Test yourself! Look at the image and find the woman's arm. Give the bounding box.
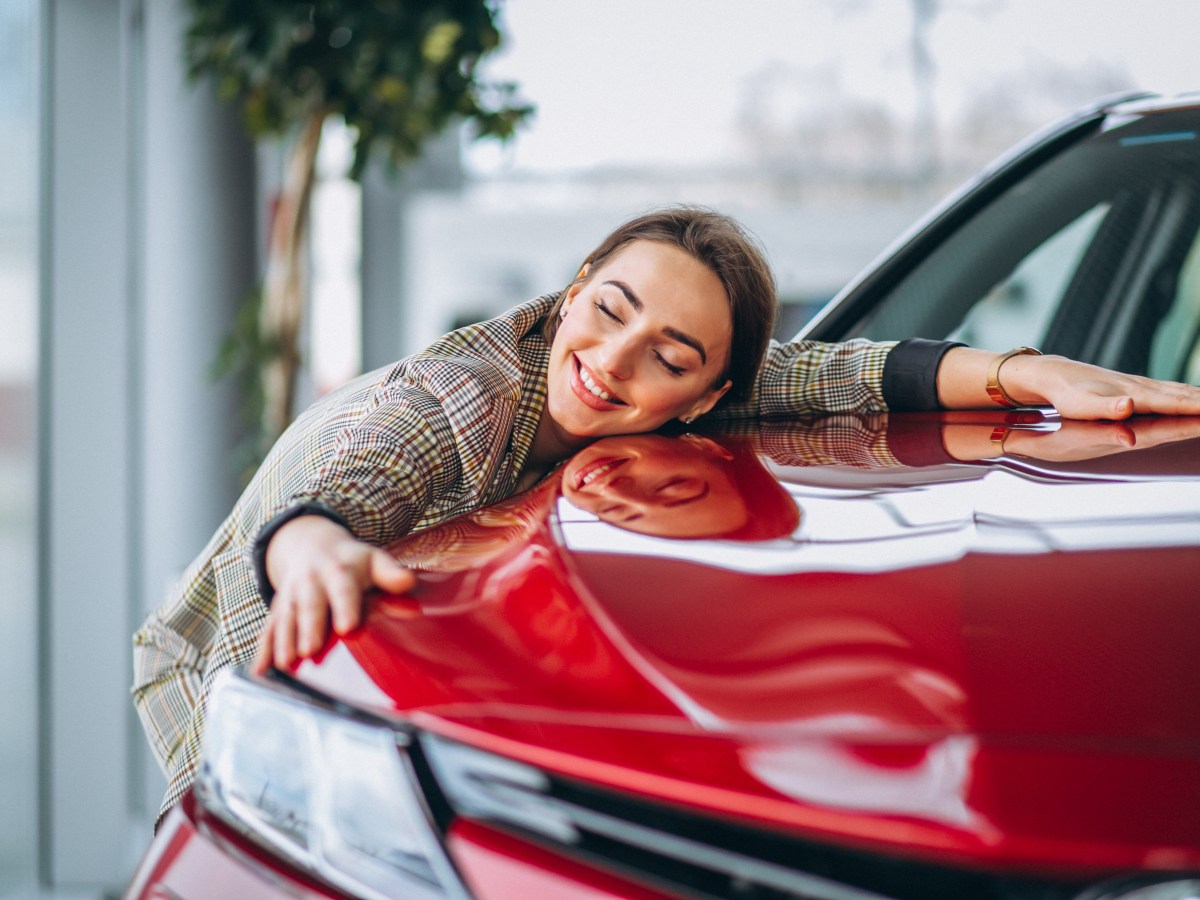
[712,338,897,419]
[937,347,1200,418]
[240,377,462,673]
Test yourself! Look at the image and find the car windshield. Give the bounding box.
[843,106,1200,384]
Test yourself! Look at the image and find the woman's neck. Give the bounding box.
[527,404,588,473]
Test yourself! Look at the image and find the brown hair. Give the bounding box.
[542,206,776,403]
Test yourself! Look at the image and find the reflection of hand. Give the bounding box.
[942,416,1200,463]
[1004,416,1200,461]
[252,515,416,674]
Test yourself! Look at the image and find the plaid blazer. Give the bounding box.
[133,293,897,824]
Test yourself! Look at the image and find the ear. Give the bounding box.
[680,433,735,461]
[682,379,732,423]
[563,264,591,309]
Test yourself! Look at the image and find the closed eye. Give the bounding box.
[594,300,622,323]
[654,351,686,376]
[596,298,686,375]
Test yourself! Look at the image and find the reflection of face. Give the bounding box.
[543,241,733,451]
[561,434,750,538]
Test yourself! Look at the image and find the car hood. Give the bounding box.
[294,413,1200,872]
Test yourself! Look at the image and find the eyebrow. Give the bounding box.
[603,279,709,365]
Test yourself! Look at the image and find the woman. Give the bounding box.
[133,206,1200,824]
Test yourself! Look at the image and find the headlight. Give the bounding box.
[1079,878,1200,900]
[197,669,463,899]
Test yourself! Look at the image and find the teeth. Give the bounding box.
[581,461,620,485]
[580,366,611,401]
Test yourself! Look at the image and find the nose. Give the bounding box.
[600,500,646,523]
[598,335,636,381]
[602,476,653,508]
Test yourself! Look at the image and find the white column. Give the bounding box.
[43,0,135,886]
[42,0,255,889]
[137,0,256,814]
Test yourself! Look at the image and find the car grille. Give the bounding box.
[413,733,1090,900]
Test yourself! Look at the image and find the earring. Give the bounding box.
[682,415,694,425]
[559,308,567,319]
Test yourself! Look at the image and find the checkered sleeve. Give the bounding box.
[262,386,459,548]
[131,522,231,776]
[754,415,900,468]
[715,338,897,419]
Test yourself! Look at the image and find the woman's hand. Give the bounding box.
[937,347,1200,418]
[252,515,416,675]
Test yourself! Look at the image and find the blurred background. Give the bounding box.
[0,0,1195,895]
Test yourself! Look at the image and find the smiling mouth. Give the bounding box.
[574,456,629,491]
[575,357,625,405]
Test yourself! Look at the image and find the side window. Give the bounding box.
[1148,227,1200,384]
[834,112,1200,379]
[947,205,1108,350]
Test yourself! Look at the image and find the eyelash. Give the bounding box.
[656,353,686,377]
[594,300,621,323]
[593,301,687,377]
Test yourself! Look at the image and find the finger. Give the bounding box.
[273,591,297,670]
[295,584,331,658]
[378,596,422,620]
[370,551,418,595]
[1137,382,1200,416]
[1055,391,1135,422]
[1125,415,1200,446]
[1012,421,1134,460]
[1076,420,1137,447]
[1109,421,1136,447]
[327,567,367,636]
[252,616,276,676]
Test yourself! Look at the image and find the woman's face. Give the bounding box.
[561,434,750,538]
[543,240,733,448]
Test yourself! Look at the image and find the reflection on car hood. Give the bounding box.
[295,413,1200,871]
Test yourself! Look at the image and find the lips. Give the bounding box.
[573,456,629,491]
[571,356,626,410]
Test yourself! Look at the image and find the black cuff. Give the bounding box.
[882,338,965,411]
[252,503,352,606]
[885,416,956,467]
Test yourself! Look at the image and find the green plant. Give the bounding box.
[185,0,531,455]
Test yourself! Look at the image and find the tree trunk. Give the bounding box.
[260,107,326,444]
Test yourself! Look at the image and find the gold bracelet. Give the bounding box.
[986,346,1042,408]
[989,426,1008,456]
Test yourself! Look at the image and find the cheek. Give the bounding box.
[654,380,712,412]
[631,383,688,418]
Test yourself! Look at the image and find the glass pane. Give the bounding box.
[851,110,1200,376]
[947,204,1108,349]
[0,0,40,895]
[1148,227,1200,384]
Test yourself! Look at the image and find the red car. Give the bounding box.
[127,93,1200,900]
